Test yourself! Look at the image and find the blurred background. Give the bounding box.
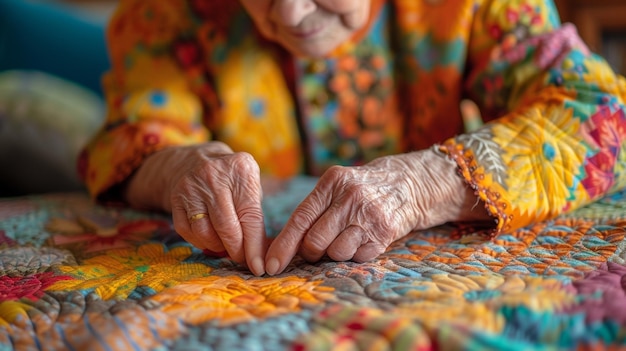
[0,0,115,196]
[0,0,624,198]
[555,0,626,75]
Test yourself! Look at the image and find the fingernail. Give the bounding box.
[251,257,265,276]
[266,257,280,276]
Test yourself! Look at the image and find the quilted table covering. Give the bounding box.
[2,176,626,350]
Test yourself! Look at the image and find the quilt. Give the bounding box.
[2,176,626,350]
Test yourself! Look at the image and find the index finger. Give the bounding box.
[234,177,268,276]
[264,182,332,275]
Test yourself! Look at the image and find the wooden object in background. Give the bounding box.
[554,0,626,75]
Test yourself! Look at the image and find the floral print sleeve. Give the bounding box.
[441,0,626,236]
[79,0,304,200]
[78,0,211,199]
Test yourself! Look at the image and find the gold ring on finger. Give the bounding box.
[189,213,208,222]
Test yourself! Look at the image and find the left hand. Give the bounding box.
[264,149,491,275]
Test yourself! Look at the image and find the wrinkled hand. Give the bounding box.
[125,142,267,276]
[264,149,490,275]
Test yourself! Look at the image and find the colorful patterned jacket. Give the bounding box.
[80,0,626,236]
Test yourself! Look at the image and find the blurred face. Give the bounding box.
[239,0,371,57]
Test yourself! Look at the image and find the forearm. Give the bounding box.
[418,149,491,226]
[124,148,174,212]
[381,149,492,231]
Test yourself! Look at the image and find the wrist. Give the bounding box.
[405,148,490,229]
[124,148,173,212]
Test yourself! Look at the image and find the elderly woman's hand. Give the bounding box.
[264,149,491,275]
[124,142,267,276]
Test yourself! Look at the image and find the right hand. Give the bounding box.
[124,142,267,276]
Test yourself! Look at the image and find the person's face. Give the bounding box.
[239,0,371,57]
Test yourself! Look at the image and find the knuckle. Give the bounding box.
[211,216,241,236]
[374,227,399,247]
[169,165,212,195]
[170,187,210,213]
[302,233,328,253]
[357,205,401,245]
[344,181,366,199]
[353,253,374,263]
[212,217,241,236]
[173,175,201,194]
[230,152,259,171]
[207,141,232,153]
[238,207,264,223]
[327,248,350,262]
[194,161,214,177]
[290,207,319,231]
[325,168,367,199]
[275,232,301,252]
[365,204,391,227]
[323,165,348,183]
[354,245,385,263]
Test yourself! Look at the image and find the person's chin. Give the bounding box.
[286,41,340,59]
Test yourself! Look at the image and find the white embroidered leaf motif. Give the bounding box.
[456,127,508,189]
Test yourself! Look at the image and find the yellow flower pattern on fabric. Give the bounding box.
[122,87,203,127]
[149,276,334,325]
[48,243,212,300]
[214,45,302,178]
[492,105,588,217]
[580,58,625,93]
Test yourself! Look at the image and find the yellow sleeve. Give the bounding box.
[442,0,626,236]
[79,0,211,200]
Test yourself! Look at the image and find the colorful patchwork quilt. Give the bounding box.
[2,176,626,350]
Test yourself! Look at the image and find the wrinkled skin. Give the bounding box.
[123,0,491,277]
[125,144,490,277]
[125,142,268,276]
[240,0,370,57]
[264,150,490,275]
